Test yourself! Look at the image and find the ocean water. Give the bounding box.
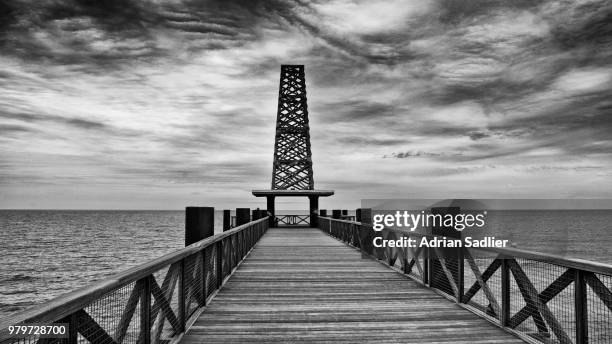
[0,209,611,319]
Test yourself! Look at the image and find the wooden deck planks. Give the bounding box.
[180,228,525,343]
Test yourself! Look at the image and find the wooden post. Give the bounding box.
[430,207,461,295]
[178,259,186,332]
[457,247,464,303]
[216,241,223,289]
[62,313,77,344]
[359,209,373,255]
[575,269,588,344]
[140,276,151,344]
[360,208,372,224]
[223,210,231,231]
[202,252,208,306]
[185,207,214,246]
[501,258,510,326]
[236,208,250,226]
[267,196,275,227]
[309,195,319,227]
[424,247,431,286]
[319,209,327,217]
[332,209,341,219]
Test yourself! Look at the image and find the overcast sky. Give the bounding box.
[1,0,611,210]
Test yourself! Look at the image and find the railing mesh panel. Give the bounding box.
[115,281,142,344]
[78,281,139,344]
[463,254,501,321]
[589,273,612,344]
[204,245,217,299]
[511,258,575,343]
[509,271,531,331]
[184,252,203,319]
[430,255,460,298]
[0,336,32,344]
[150,264,180,344]
[381,231,401,270]
[405,246,424,282]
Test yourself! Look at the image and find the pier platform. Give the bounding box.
[180,227,523,343]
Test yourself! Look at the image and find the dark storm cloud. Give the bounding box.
[0,109,147,139]
[315,100,397,123]
[415,165,495,177]
[2,111,107,129]
[524,165,602,172]
[468,131,490,141]
[550,3,612,51]
[417,125,476,138]
[0,0,295,67]
[437,0,543,23]
[419,1,612,120]
[0,123,35,133]
[427,79,544,108]
[159,108,269,152]
[487,90,612,147]
[385,151,464,159]
[112,158,268,184]
[336,136,409,146]
[388,151,442,158]
[275,10,397,64]
[0,0,162,65]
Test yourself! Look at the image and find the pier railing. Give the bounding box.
[0,217,269,344]
[230,214,311,227]
[274,215,310,226]
[319,216,612,344]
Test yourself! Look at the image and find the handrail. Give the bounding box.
[319,216,612,344]
[320,216,361,225]
[319,216,612,275]
[387,226,612,276]
[0,216,269,343]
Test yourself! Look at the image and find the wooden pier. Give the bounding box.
[181,227,523,343]
[1,214,611,344]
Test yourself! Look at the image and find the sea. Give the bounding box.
[0,209,611,319]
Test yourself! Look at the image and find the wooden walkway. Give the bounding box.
[180,227,525,343]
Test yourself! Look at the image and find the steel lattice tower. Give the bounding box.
[271,65,314,190]
[253,65,333,227]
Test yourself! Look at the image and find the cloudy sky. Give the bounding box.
[1,0,611,210]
